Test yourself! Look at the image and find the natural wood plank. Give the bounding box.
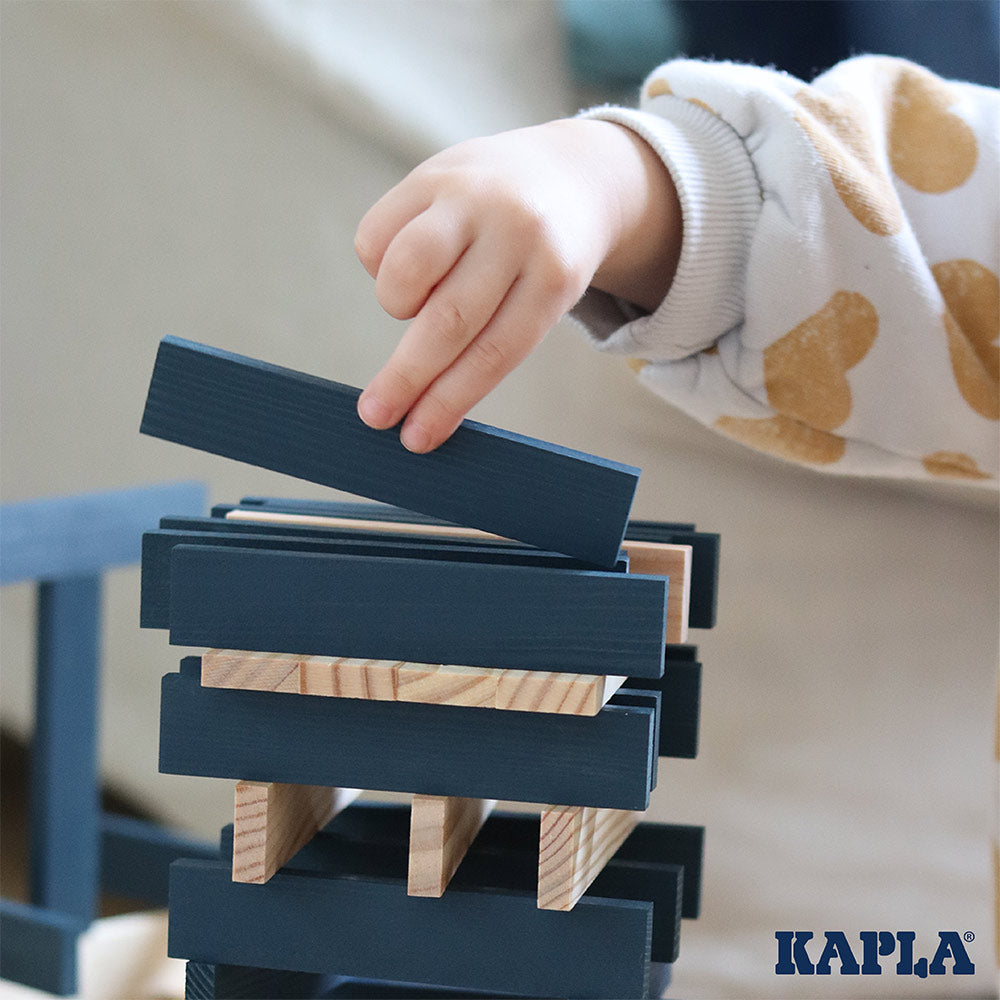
[201,650,626,717]
[407,795,496,897]
[231,781,360,884]
[537,805,643,911]
[224,508,692,642]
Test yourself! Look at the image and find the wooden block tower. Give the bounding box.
[139,338,718,999]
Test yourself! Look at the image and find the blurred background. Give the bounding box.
[1,2,997,997]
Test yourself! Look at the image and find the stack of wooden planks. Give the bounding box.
[139,337,718,999]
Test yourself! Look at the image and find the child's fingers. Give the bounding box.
[374,208,470,320]
[396,274,570,453]
[358,238,521,431]
[353,181,432,279]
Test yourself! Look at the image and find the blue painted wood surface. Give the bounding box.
[32,574,101,922]
[0,481,205,584]
[168,858,653,998]
[100,813,217,907]
[0,899,85,996]
[0,481,206,995]
[158,662,656,809]
[139,337,638,567]
[220,497,719,629]
[624,655,702,759]
[166,544,667,677]
[141,526,625,631]
[217,800,687,963]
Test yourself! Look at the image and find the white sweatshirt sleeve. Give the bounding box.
[572,56,999,485]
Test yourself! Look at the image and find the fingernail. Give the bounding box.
[400,420,432,454]
[358,392,392,429]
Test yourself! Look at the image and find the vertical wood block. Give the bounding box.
[407,795,496,897]
[232,782,360,884]
[537,805,643,911]
[622,541,691,644]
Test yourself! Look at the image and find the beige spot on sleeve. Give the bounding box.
[932,259,999,419]
[686,97,717,115]
[715,414,846,464]
[944,313,999,420]
[922,451,991,480]
[794,88,904,236]
[646,78,672,99]
[626,357,648,373]
[763,291,879,431]
[888,63,977,193]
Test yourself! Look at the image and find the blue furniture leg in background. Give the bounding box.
[0,481,208,995]
[32,574,102,923]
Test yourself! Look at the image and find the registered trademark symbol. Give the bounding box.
[964,931,975,943]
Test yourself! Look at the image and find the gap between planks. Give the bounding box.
[224,508,691,643]
[232,781,361,884]
[201,649,626,717]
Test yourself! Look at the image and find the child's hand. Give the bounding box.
[354,118,681,452]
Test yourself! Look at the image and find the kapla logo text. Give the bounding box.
[775,931,975,977]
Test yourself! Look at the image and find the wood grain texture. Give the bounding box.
[231,782,360,884]
[160,663,656,810]
[225,497,720,630]
[139,336,638,567]
[221,508,690,642]
[216,800,694,963]
[537,805,643,911]
[168,858,653,998]
[201,649,625,716]
[141,524,621,631]
[168,544,667,678]
[407,795,496,897]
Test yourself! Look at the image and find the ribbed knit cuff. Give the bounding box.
[573,103,761,360]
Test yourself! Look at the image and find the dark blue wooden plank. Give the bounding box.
[140,337,638,566]
[141,527,624,631]
[167,545,666,677]
[0,899,84,996]
[0,481,205,584]
[624,659,701,759]
[100,812,218,906]
[168,858,652,998]
[159,666,655,810]
[184,962,341,999]
[222,498,718,628]
[609,690,660,783]
[32,575,101,922]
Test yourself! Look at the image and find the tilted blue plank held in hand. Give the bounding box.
[139,336,639,567]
